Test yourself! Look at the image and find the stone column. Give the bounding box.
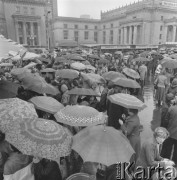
[129,26,132,44]
[121,27,124,45]
[163,25,168,43]
[15,20,19,43]
[173,25,177,42]
[37,23,41,46]
[30,22,34,46]
[133,25,137,44]
[124,26,127,44]
[23,21,27,44]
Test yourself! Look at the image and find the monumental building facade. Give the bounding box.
[53,0,177,47]
[0,0,52,47]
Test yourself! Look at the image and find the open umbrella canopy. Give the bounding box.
[111,78,141,89]
[0,63,13,67]
[85,65,96,71]
[122,68,140,79]
[88,54,100,60]
[29,96,64,114]
[70,62,86,71]
[102,71,126,81]
[37,57,51,63]
[81,73,106,84]
[0,98,38,132]
[5,118,72,162]
[40,68,56,73]
[132,57,150,62]
[72,125,135,166]
[21,73,59,95]
[68,88,99,96]
[108,93,146,110]
[11,68,31,80]
[55,69,79,79]
[161,58,177,69]
[70,55,85,61]
[170,54,177,59]
[54,105,105,127]
[98,58,109,64]
[139,51,149,57]
[24,62,37,69]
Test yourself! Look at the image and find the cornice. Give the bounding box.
[12,14,41,22]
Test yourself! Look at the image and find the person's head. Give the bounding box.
[113,86,122,93]
[127,108,138,116]
[166,93,175,106]
[153,127,169,144]
[61,84,68,93]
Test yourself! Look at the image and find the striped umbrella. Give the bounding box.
[108,93,146,110]
[5,118,72,162]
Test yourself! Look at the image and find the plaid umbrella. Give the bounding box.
[54,105,105,126]
[68,88,99,96]
[0,98,38,132]
[72,125,135,166]
[102,71,126,81]
[123,68,140,79]
[5,118,72,162]
[111,78,141,89]
[55,69,79,79]
[108,93,146,110]
[29,96,64,114]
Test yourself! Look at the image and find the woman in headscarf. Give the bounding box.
[135,127,172,179]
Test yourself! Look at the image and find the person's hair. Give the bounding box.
[153,127,169,139]
[128,108,138,115]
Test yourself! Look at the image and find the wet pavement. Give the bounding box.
[139,79,161,143]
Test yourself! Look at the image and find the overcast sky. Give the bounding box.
[57,0,139,19]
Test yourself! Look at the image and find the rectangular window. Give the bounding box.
[24,7,28,14]
[159,34,162,39]
[63,24,68,29]
[118,29,121,44]
[103,25,106,29]
[31,8,35,15]
[74,31,79,42]
[63,30,68,39]
[161,16,163,20]
[74,25,78,29]
[160,25,163,31]
[110,30,113,44]
[111,24,113,28]
[103,31,106,44]
[94,31,98,43]
[18,22,23,36]
[85,25,88,29]
[84,31,89,39]
[26,22,31,36]
[16,6,20,13]
[19,37,23,44]
[95,26,97,30]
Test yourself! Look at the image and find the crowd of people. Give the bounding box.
[0,46,177,180]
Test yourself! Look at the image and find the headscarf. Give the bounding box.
[154,127,169,139]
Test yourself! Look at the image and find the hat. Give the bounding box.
[154,127,169,139]
[171,78,177,88]
[61,84,68,93]
[166,93,175,101]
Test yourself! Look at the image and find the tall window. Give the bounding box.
[18,22,23,44]
[159,34,162,40]
[74,31,79,42]
[161,16,163,21]
[103,25,106,29]
[24,7,28,14]
[94,32,98,43]
[85,25,88,29]
[63,30,68,39]
[16,6,20,13]
[160,25,163,31]
[31,8,35,15]
[118,29,121,44]
[74,25,78,29]
[110,30,113,44]
[63,24,68,29]
[103,31,106,44]
[84,31,89,40]
[111,24,113,28]
[95,26,97,30]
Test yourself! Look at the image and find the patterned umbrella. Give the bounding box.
[55,69,79,79]
[102,71,126,81]
[54,105,105,126]
[122,68,140,79]
[0,98,38,132]
[70,62,86,70]
[5,118,72,162]
[72,125,135,166]
[29,96,64,114]
[108,93,146,110]
[111,78,141,89]
[68,88,99,96]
